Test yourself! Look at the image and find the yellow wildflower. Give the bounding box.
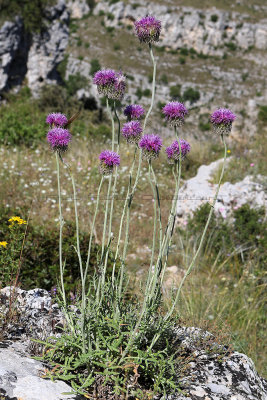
[227,150,231,154]
[8,216,27,227]
[0,241,8,248]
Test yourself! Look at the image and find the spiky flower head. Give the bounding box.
[162,102,188,127]
[99,150,120,175]
[139,134,162,160]
[47,127,71,153]
[93,69,126,100]
[122,121,143,144]
[166,139,191,163]
[134,16,161,44]
[46,113,68,127]
[124,104,145,120]
[210,108,236,135]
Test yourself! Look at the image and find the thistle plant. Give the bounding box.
[39,15,236,399]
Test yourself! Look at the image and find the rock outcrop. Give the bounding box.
[1,288,267,400]
[0,0,69,96]
[94,1,267,55]
[176,158,266,220]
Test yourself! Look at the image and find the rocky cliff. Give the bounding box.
[0,0,69,95]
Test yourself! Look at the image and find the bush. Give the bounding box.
[198,113,211,131]
[182,87,200,104]
[258,105,267,124]
[65,73,88,97]
[90,59,101,76]
[225,42,237,51]
[160,74,168,85]
[169,84,181,99]
[210,14,218,23]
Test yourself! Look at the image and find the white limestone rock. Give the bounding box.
[177,158,266,221]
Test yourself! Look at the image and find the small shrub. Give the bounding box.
[179,56,186,64]
[182,87,200,104]
[143,88,151,97]
[169,84,181,99]
[225,42,237,51]
[113,43,121,51]
[180,47,189,56]
[198,113,211,131]
[90,59,101,76]
[258,105,267,124]
[210,14,218,23]
[106,12,114,20]
[160,74,168,85]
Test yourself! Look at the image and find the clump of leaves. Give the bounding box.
[36,282,187,399]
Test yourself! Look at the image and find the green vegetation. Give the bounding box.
[210,14,218,22]
[182,87,200,104]
[258,105,267,123]
[0,0,55,32]
[0,206,117,293]
[198,113,211,131]
[90,59,101,76]
[169,84,181,99]
[225,42,237,51]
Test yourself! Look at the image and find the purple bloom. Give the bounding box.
[210,108,236,135]
[99,150,120,175]
[47,128,71,153]
[122,121,143,144]
[124,104,145,120]
[46,113,68,127]
[166,139,191,163]
[93,69,126,100]
[162,102,188,126]
[139,134,162,160]
[134,16,161,44]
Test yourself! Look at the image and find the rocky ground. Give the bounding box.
[0,287,266,400]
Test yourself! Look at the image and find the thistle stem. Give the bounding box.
[56,152,66,308]
[150,135,228,350]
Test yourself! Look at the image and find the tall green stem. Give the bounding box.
[150,135,228,349]
[56,152,66,308]
[85,177,104,283]
[119,43,158,361]
[112,147,137,283]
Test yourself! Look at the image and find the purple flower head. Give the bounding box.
[134,16,161,44]
[122,121,143,144]
[99,150,120,175]
[139,134,162,160]
[166,139,191,163]
[46,113,68,127]
[47,128,71,153]
[210,108,236,135]
[93,69,126,100]
[162,102,188,127]
[124,104,145,120]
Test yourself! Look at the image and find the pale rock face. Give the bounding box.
[0,0,69,95]
[0,18,23,91]
[176,158,266,221]
[26,1,69,94]
[93,1,267,54]
[67,0,90,19]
